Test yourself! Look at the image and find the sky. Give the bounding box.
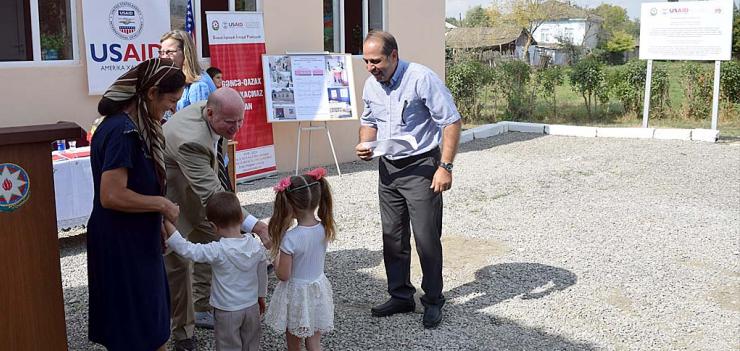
[446,0,740,20]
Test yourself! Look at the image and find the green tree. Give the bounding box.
[446,17,461,27]
[592,4,638,47]
[605,31,636,53]
[535,66,564,118]
[569,57,604,119]
[464,6,492,27]
[602,30,636,64]
[446,59,494,122]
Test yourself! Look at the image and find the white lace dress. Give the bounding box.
[264,223,334,338]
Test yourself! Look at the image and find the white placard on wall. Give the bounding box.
[639,0,734,61]
[82,0,170,95]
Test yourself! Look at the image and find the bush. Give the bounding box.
[497,60,532,120]
[446,59,491,122]
[534,66,564,118]
[721,60,740,104]
[681,62,713,120]
[569,57,604,119]
[606,60,669,117]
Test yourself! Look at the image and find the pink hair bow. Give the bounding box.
[273,177,292,193]
[306,167,327,180]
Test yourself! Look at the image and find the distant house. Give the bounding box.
[445,24,536,64]
[445,21,457,34]
[531,0,603,65]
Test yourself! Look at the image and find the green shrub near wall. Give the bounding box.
[721,60,740,104]
[498,60,532,120]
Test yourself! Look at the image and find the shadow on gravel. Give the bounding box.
[321,248,593,350]
[60,245,589,350]
[447,262,578,304]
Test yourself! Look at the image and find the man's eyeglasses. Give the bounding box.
[159,49,180,56]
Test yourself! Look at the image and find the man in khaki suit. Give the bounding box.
[163,87,271,351]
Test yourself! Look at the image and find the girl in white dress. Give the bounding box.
[264,168,336,351]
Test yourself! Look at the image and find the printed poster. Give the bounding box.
[207,11,276,180]
[262,54,358,122]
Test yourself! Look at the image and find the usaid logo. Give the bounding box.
[212,20,220,31]
[223,22,245,30]
[650,8,657,16]
[109,2,144,40]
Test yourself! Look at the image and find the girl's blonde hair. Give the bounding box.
[268,173,335,257]
[160,30,202,84]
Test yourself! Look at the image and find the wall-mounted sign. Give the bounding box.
[82,0,171,95]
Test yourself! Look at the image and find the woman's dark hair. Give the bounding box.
[97,60,185,116]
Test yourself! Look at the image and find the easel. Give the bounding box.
[294,121,342,176]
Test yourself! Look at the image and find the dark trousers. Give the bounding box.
[378,148,445,307]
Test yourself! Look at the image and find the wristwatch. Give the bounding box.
[439,162,453,172]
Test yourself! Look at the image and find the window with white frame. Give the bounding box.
[0,0,76,62]
[324,0,386,54]
[170,0,258,58]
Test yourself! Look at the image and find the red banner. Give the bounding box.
[207,12,276,179]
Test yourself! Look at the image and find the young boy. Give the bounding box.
[206,67,223,88]
[164,191,268,351]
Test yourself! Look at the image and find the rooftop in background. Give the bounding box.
[445,24,533,49]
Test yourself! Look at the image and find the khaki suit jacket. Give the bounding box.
[163,101,246,236]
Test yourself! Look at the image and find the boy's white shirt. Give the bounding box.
[167,230,268,312]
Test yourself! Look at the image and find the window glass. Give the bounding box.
[368,0,383,33]
[344,0,363,54]
[200,0,228,58]
[236,0,257,11]
[170,0,187,31]
[323,0,335,52]
[324,0,385,55]
[0,0,32,61]
[39,0,73,60]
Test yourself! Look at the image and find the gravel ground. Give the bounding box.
[59,133,740,350]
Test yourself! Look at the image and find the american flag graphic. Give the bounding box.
[185,0,196,44]
[119,26,135,34]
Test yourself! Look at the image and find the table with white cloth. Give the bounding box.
[53,147,93,229]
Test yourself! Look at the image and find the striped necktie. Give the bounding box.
[217,137,233,192]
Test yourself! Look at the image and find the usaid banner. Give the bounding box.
[82,0,170,95]
[639,0,734,61]
[206,12,276,180]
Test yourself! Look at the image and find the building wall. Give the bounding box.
[0,0,446,172]
[533,19,600,49]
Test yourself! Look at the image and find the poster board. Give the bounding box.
[639,0,734,61]
[262,54,358,122]
[207,11,276,180]
[82,0,170,95]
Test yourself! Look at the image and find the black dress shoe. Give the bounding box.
[422,303,443,329]
[371,298,415,317]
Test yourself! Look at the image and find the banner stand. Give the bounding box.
[294,121,342,177]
